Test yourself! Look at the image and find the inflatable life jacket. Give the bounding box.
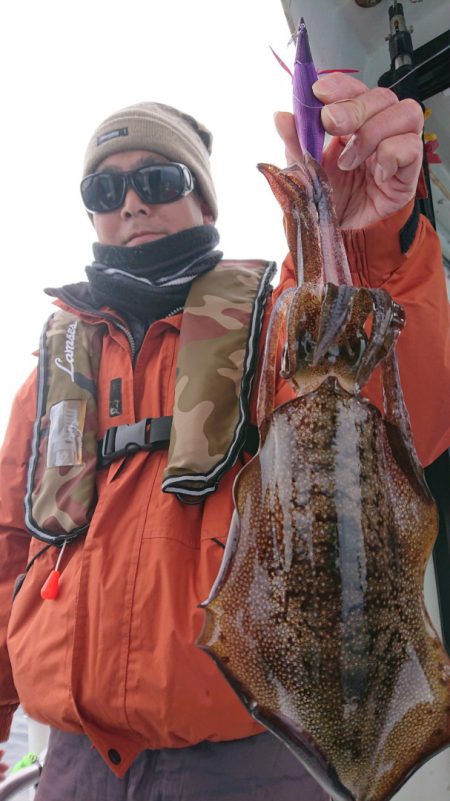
[25,259,276,544]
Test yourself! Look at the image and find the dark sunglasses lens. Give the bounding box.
[81,173,125,212]
[133,165,185,204]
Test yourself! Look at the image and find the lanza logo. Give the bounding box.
[55,321,77,382]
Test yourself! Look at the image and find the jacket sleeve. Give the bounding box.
[341,200,450,467]
[0,370,36,742]
[271,200,450,468]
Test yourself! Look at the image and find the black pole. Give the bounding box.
[378,2,436,226]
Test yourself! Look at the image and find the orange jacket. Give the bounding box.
[0,202,449,778]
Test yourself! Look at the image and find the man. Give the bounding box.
[0,76,448,800]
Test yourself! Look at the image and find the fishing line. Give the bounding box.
[387,43,450,91]
[293,94,322,111]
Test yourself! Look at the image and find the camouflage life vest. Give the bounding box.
[25,311,103,545]
[162,259,275,498]
[25,259,275,544]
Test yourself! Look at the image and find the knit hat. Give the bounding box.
[83,102,218,220]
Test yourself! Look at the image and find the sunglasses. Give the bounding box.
[80,162,195,213]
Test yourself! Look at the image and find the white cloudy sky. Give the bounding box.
[0,0,295,438]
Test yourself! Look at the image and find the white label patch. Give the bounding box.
[47,399,86,467]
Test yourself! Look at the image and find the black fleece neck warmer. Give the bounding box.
[85,224,222,323]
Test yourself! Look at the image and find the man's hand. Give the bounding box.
[0,749,8,781]
[274,73,424,230]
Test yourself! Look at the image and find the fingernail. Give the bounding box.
[313,74,340,95]
[338,135,358,170]
[324,105,347,128]
[374,162,388,184]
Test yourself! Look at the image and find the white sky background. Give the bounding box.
[0,0,294,439]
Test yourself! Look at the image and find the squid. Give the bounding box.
[198,151,450,801]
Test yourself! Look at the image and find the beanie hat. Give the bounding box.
[83,101,218,220]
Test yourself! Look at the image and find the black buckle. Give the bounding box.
[99,416,173,468]
[98,417,258,470]
[100,419,152,467]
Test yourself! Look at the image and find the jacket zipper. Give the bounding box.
[108,317,136,361]
[166,306,183,318]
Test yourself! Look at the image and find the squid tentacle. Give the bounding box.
[382,348,432,501]
[258,162,323,287]
[312,283,357,366]
[281,285,321,379]
[257,288,296,432]
[304,153,353,286]
[354,289,404,390]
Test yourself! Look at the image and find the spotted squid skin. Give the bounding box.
[199,379,447,801]
[198,154,450,800]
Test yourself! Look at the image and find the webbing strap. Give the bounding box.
[99,416,172,467]
[98,417,259,469]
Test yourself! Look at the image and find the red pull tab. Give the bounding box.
[41,540,67,600]
[41,569,61,600]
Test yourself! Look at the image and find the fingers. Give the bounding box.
[274,111,302,166]
[313,73,371,103]
[313,73,423,139]
[321,87,400,138]
[313,74,423,176]
[336,98,423,172]
[373,132,423,192]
